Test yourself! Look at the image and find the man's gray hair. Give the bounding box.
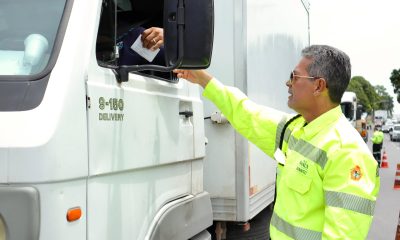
[301,45,351,103]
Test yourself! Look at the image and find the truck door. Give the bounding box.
[85,1,202,239]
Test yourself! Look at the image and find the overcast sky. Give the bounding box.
[310,0,400,114]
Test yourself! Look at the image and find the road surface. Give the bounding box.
[367,132,400,240]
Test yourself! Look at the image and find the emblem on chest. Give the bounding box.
[296,159,309,175]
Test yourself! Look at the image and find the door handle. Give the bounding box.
[179,111,193,118]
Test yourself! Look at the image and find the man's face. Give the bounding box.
[286,57,317,113]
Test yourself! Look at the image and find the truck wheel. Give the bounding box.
[225,206,272,240]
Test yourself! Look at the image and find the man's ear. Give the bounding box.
[313,78,328,96]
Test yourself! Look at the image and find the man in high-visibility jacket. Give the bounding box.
[175,45,379,239]
[371,126,384,166]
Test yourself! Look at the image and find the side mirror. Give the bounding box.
[164,0,214,68]
[118,0,214,82]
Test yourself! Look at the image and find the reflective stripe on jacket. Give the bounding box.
[203,79,380,240]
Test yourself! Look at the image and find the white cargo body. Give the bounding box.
[203,0,310,222]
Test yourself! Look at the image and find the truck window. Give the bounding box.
[96,0,176,81]
[340,102,354,120]
[0,0,66,76]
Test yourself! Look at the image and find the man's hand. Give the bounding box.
[173,70,213,88]
[141,27,164,51]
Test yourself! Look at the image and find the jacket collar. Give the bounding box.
[301,105,342,138]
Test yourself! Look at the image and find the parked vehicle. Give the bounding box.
[340,92,366,141]
[0,0,310,239]
[390,124,400,141]
[375,110,388,124]
[341,92,357,128]
[382,119,395,133]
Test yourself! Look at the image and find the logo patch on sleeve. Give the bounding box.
[350,165,362,181]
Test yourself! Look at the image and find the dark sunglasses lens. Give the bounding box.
[289,72,293,81]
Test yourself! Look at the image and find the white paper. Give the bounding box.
[274,149,286,165]
[130,35,160,62]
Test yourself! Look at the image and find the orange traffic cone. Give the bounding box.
[381,150,389,168]
[394,164,400,190]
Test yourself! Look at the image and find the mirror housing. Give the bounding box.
[117,0,214,82]
[164,0,214,68]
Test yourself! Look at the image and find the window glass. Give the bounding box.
[0,0,66,76]
[341,102,354,120]
[96,0,117,65]
[96,0,176,81]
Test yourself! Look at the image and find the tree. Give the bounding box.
[389,68,400,103]
[347,76,379,113]
[374,85,394,114]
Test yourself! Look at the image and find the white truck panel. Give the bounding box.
[34,180,87,240]
[0,151,6,183]
[87,163,191,240]
[0,0,96,183]
[203,0,309,221]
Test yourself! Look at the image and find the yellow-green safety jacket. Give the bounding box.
[371,130,384,144]
[203,79,380,240]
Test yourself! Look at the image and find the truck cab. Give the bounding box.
[340,91,358,127]
[0,0,213,239]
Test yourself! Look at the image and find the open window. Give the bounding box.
[97,0,174,81]
[96,0,214,82]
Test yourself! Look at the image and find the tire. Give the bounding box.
[225,206,272,240]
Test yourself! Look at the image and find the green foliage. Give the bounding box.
[346,76,393,113]
[374,85,394,111]
[347,76,378,113]
[390,68,400,103]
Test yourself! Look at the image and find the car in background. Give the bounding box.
[389,124,400,141]
[382,119,394,133]
[374,116,384,127]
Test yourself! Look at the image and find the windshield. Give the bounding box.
[0,0,66,76]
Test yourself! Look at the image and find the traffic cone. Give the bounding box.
[394,164,400,190]
[381,151,389,168]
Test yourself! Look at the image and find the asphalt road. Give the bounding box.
[367,131,400,240]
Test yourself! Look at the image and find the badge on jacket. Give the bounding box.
[350,165,362,181]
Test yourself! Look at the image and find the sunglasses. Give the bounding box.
[288,71,326,87]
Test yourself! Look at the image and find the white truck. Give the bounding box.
[374,109,388,126]
[340,91,368,142]
[340,91,358,127]
[0,0,310,239]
